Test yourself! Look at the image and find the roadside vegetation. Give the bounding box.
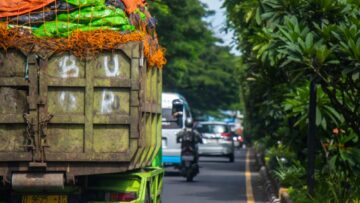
[224,0,360,202]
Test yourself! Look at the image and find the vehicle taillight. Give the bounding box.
[106,192,138,202]
[221,132,231,138]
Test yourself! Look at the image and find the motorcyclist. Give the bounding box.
[176,118,202,181]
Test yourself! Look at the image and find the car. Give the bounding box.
[195,122,235,162]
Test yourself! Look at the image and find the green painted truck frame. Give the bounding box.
[0,42,164,202]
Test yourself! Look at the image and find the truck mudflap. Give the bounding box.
[85,167,164,203]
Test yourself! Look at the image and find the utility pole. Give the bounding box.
[307,79,317,195]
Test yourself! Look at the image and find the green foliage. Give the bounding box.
[148,0,241,115]
[317,128,360,201]
[265,143,296,170]
[224,0,360,134]
[253,137,269,153]
[283,83,344,130]
[288,187,311,203]
[323,129,360,173]
[273,159,306,188]
[224,0,360,200]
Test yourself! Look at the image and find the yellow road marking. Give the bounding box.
[246,150,255,203]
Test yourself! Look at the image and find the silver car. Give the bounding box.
[196,122,235,162]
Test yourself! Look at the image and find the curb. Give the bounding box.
[255,151,292,203]
[259,166,280,203]
[280,191,292,203]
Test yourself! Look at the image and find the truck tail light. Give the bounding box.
[106,192,138,202]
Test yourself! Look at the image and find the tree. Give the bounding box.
[223,0,360,200]
[224,0,360,135]
[149,0,241,115]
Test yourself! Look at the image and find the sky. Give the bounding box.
[199,0,239,55]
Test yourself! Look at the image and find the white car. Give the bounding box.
[195,122,235,162]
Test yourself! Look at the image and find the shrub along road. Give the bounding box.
[162,149,267,203]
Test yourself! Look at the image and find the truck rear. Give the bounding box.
[0,0,165,202]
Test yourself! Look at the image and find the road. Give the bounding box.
[162,149,267,203]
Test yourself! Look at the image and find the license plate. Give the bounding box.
[182,155,194,161]
[204,139,217,144]
[23,195,67,203]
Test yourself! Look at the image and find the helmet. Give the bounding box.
[185,117,193,128]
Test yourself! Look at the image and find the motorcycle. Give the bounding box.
[177,118,200,182]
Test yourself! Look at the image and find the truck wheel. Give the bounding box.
[228,153,234,163]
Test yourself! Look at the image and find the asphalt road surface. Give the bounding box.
[162,148,267,203]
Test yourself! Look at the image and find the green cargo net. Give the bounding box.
[0,0,166,68]
[34,6,135,37]
[0,0,144,37]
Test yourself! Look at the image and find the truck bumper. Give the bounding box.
[86,167,164,203]
[2,167,164,203]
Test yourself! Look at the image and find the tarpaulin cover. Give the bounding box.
[34,21,84,37]
[3,1,76,25]
[89,16,129,26]
[65,0,105,6]
[34,6,134,37]
[57,6,126,22]
[0,0,55,17]
[121,0,146,14]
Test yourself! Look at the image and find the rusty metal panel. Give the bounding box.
[146,68,151,104]
[131,57,140,90]
[47,124,84,153]
[142,113,152,165]
[47,54,86,79]
[93,88,130,115]
[0,78,28,86]
[93,125,129,153]
[0,50,26,77]
[0,42,163,180]
[0,87,28,114]
[42,51,134,162]
[145,114,156,165]
[148,114,161,165]
[47,78,86,87]
[93,52,130,79]
[48,88,85,114]
[151,68,157,104]
[0,124,27,152]
[130,107,139,138]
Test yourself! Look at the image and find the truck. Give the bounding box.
[0,1,165,202]
[0,42,164,203]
